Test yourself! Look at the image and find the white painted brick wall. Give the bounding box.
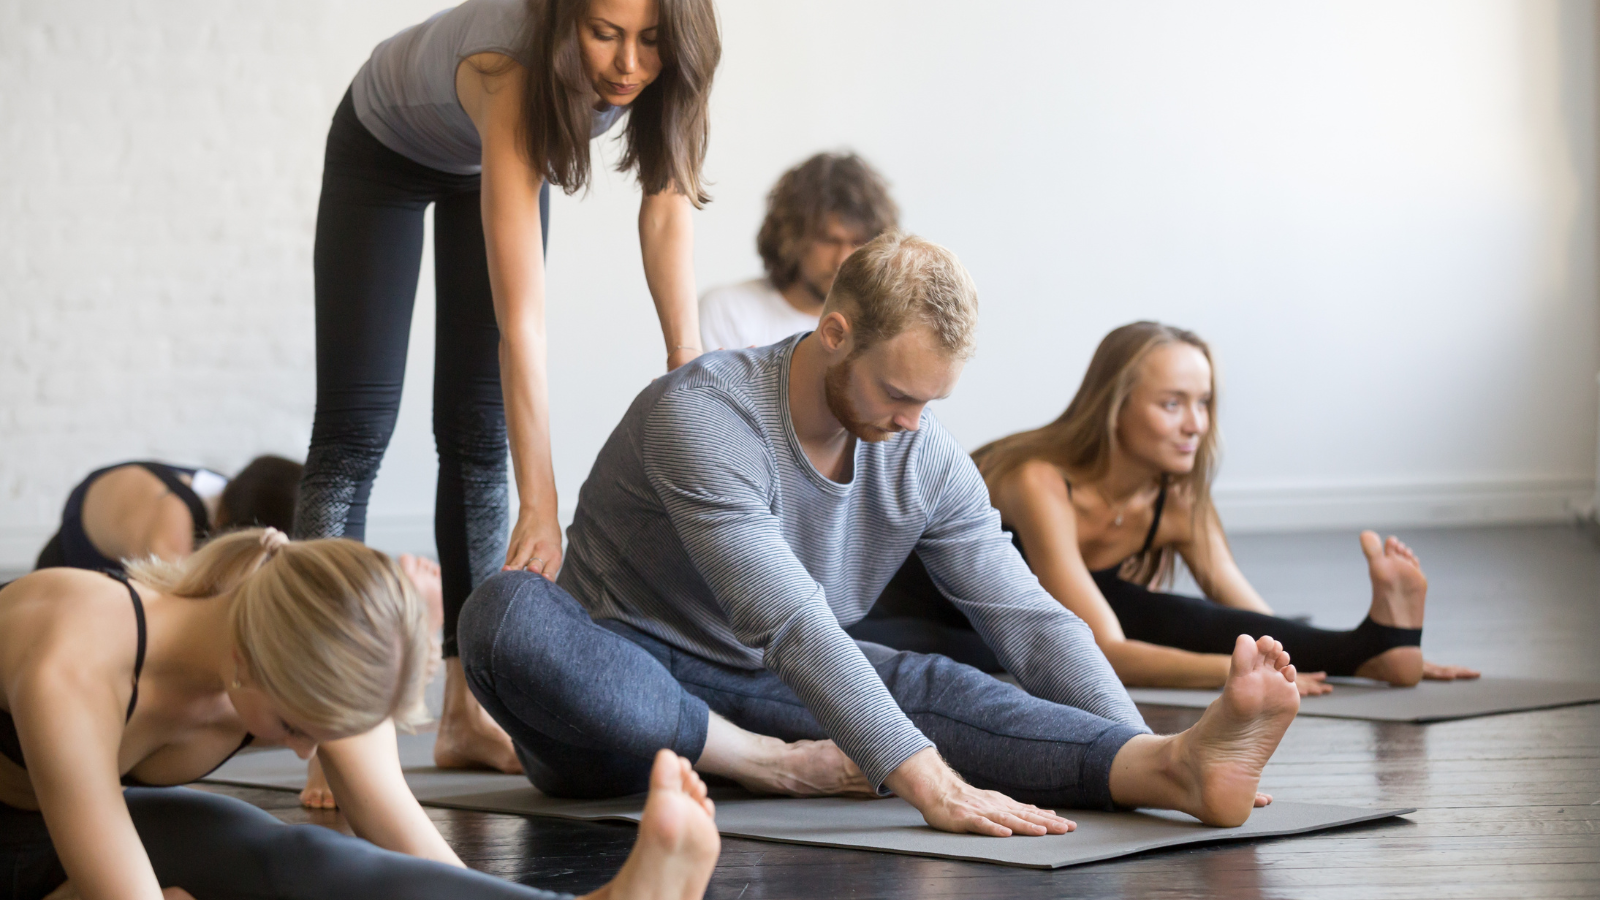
[0,0,440,565]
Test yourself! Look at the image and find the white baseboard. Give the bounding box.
[3,479,1592,570]
[1213,475,1595,534]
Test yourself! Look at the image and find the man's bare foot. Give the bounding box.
[696,713,876,798]
[583,750,720,900]
[300,751,336,809]
[1352,531,1427,686]
[1177,635,1300,826]
[398,553,445,633]
[1112,635,1299,827]
[434,657,523,774]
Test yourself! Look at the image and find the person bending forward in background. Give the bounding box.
[294,0,721,786]
[853,321,1480,693]
[698,151,897,351]
[35,456,301,573]
[461,234,1302,837]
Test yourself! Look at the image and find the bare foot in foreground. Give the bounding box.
[1352,531,1427,686]
[1112,635,1300,827]
[697,713,875,798]
[300,751,336,809]
[398,553,445,633]
[583,750,720,900]
[1178,635,1301,826]
[434,657,523,774]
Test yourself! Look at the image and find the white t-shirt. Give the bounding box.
[698,278,821,351]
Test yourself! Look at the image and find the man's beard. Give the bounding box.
[824,355,898,443]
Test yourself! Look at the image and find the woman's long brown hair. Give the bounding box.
[972,321,1220,587]
[519,0,720,206]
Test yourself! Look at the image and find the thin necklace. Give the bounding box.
[1095,484,1140,527]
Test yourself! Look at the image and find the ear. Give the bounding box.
[816,310,853,356]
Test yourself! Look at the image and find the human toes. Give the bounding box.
[1254,792,1273,807]
[1358,530,1383,560]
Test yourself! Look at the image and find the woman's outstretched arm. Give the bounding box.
[316,721,461,865]
[8,573,170,900]
[639,189,702,371]
[1174,504,1275,614]
[465,57,561,577]
[994,461,1232,689]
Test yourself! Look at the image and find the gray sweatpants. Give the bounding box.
[459,572,1141,807]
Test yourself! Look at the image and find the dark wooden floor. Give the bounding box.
[197,524,1600,899]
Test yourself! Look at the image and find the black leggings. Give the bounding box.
[1,789,570,900]
[293,88,548,656]
[850,553,1419,677]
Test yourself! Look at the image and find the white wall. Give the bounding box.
[2,0,1596,567]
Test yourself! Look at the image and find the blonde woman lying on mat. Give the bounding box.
[0,529,717,900]
[852,321,1479,694]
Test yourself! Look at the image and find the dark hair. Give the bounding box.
[217,456,303,532]
[519,0,720,206]
[757,152,900,290]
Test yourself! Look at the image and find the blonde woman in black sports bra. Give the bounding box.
[854,321,1479,694]
[0,529,718,900]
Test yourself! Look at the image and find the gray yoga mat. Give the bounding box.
[428,787,1409,869]
[204,734,1409,869]
[1127,675,1600,722]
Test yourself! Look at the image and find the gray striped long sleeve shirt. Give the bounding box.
[558,337,1149,788]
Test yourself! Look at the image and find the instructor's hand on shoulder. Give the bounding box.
[883,747,1075,837]
[504,507,563,580]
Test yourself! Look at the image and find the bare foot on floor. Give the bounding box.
[583,750,720,900]
[1176,635,1300,827]
[434,657,523,774]
[1423,659,1480,681]
[1352,531,1426,686]
[300,751,337,809]
[697,713,875,798]
[398,553,445,633]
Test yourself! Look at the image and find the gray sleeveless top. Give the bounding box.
[352,0,627,175]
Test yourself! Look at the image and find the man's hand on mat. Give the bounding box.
[1295,670,1332,696]
[504,508,563,579]
[583,750,719,900]
[884,748,1074,838]
[1422,660,1481,681]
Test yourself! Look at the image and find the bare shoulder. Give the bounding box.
[990,459,1073,522]
[0,571,141,700]
[1159,481,1202,544]
[455,51,526,125]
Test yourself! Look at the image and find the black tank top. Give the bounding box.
[0,572,252,784]
[46,462,214,574]
[1008,477,1168,576]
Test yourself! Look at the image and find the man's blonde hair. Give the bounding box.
[821,232,978,358]
[126,530,431,736]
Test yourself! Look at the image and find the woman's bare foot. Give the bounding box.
[434,658,523,774]
[583,750,720,900]
[300,751,336,809]
[1111,635,1299,827]
[398,553,445,633]
[696,713,876,798]
[1352,531,1427,686]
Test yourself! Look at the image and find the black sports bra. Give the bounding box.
[1008,476,1169,575]
[0,571,252,785]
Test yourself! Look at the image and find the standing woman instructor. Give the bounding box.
[296,0,720,776]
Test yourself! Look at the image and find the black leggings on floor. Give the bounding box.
[0,789,571,900]
[850,553,1419,677]
[293,88,548,656]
